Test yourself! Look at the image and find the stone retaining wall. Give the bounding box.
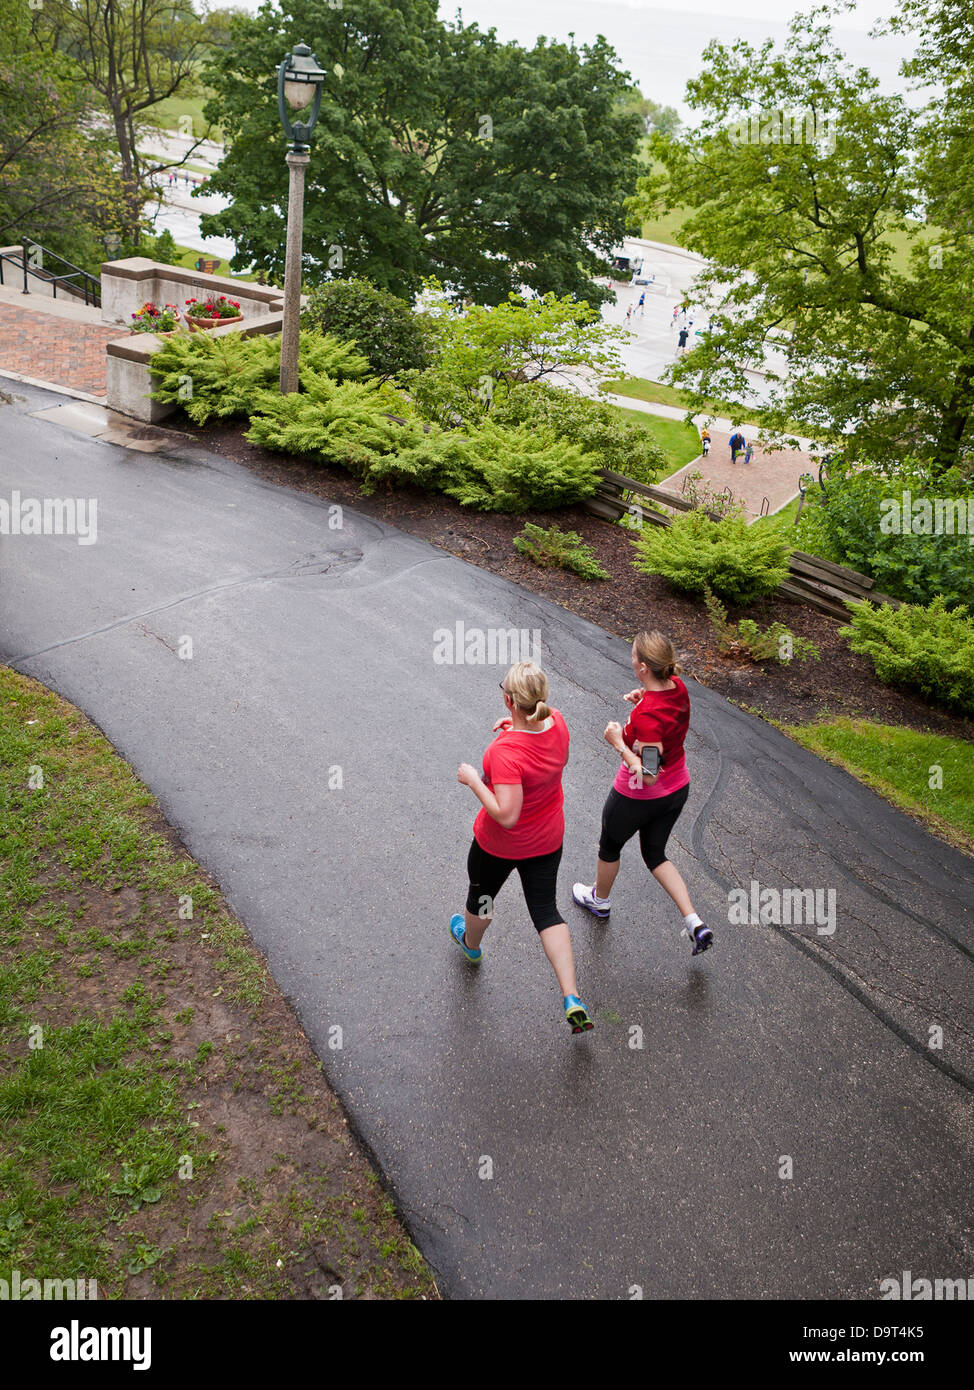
[100,257,283,328]
[101,259,286,423]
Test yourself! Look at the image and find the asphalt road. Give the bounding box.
[2,381,972,1299]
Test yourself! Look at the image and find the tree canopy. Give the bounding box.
[634,2,974,478]
[199,0,641,307]
[0,5,123,263]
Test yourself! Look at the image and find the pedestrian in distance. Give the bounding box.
[700,427,711,457]
[677,326,690,355]
[454,662,594,1034]
[729,430,746,463]
[638,292,646,315]
[743,439,754,464]
[625,305,634,324]
[573,633,713,958]
[670,305,679,328]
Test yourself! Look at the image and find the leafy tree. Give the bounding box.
[406,289,627,425]
[199,0,641,305]
[794,458,974,608]
[619,91,681,139]
[31,1,212,243]
[0,6,123,263]
[635,5,974,478]
[301,278,433,379]
[491,383,665,484]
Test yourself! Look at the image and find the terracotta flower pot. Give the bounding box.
[130,328,177,338]
[184,313,243,332]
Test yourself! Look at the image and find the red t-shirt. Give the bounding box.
[612,679,691,801]
[474,708,569,859]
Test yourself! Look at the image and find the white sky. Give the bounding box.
[228,1,897,29]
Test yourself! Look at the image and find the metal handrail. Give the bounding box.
[0,237,100,307]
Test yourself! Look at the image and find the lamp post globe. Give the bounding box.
[277,44,326,393]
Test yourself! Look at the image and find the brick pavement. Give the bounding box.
[0,301,123,397]
[666,426,813,518]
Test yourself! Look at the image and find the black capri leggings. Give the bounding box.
[598,784,690,872]
[465,839,564,934]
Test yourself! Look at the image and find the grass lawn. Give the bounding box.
[752,495,802,530]
[607,376,759,427]
[163,241,260,284]
[612,404,702,479]
[781,716,974,854]
[0,667,437,1299]
[143,94,221,143]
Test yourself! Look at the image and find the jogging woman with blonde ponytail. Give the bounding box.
[453,661,593,1034]
[573,632,713,957]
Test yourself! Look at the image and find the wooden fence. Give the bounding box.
[584,470,900,619]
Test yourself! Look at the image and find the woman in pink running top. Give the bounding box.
[573,631,713,956]
[451,661,593,1033]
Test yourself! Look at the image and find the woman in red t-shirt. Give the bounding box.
[453,661,593,1034]
[573,631,713,956]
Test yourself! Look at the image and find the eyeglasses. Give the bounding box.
[498,682,508,694]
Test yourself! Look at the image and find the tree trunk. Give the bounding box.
[112,106,142,248]
[931,357,973,478]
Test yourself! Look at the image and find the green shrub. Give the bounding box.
[513,523,610,580]
[631,510,791,604]
[491,383,665,485]
[795,461,974,608]
[244,370,421,479]
[704,587,819,663]
[149,330,370,424]
[441,421,602,513]
[360,430,471,496]
[839,597,974,714]
[302,278,433,379]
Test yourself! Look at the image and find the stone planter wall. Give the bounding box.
[100,257,283,329]
[100,258,289,423]
[106,311,284,424]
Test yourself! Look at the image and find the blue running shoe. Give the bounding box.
[450,913,482,964]
[564,995,594,1033]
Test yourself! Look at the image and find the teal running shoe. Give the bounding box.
[564,994,593,1033]
[450,913,482,964]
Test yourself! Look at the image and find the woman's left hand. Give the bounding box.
[457,763,481,788]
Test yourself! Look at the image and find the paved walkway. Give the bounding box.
[0,293,122,397]
[666,431,813,518]
[3,379,972,1300]
[606,393,814,517]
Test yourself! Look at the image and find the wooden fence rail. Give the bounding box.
[584,470,899,619]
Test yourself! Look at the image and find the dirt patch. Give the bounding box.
[185,418,973,743]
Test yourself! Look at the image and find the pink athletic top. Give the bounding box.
[613,679,691,801]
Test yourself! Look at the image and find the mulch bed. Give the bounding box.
[182,417,973,742]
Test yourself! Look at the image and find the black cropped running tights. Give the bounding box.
[465,839,564,933]
[597,784,690,871]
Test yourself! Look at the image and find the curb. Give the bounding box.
[0,367,107,404]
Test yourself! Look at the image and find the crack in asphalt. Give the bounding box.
[8,551,447,665]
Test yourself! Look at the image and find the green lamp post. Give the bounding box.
[276,44,326,393]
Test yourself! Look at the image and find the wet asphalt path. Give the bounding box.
[2,382,972,1299]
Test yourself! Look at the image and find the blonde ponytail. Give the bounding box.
[504,662,551,722]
